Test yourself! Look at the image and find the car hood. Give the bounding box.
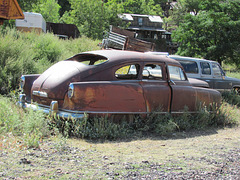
[188,78,209,88]
[32,61,87,99]
[224,76,240,83]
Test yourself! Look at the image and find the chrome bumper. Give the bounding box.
[17,94,87,120]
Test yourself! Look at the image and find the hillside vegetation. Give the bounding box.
[0,27,100,94]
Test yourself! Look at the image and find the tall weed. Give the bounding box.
[52,102,238,140]
[0,95,50,148]
[0,96,22,135]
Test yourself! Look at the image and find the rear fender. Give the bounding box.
[63,81,147,114]
[21,74,40,102]
[194,87,221,109]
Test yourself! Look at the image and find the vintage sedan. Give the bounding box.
[18,50,221,120]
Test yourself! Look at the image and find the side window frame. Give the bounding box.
[179,60,199,74]
[114,63,141,80]
[212,63,224,77]
[141,63,164,80]
[168,65,187,81]
[200,62,211,75]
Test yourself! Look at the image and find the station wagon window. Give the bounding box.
[178,60,198,74]
[142,64,162,80]
[212,63,223,76]
[115,64,140,80]
[168,65,186,81]
[200,62,211,75]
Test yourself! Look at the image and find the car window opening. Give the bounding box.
[142,64,163,80]
[115,64,140,80]
[212,63,223,76]
[168,65,186,81]
[200,62,211,75]
[179,60,198,74]
[81,59,108,65]
[67,54,108,66]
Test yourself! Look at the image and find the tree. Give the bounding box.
[32,0,61,23]
[172,0,240,66]
[62,0,111,39]
[18,0,39,12]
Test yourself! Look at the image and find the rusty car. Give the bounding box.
[18,50,221,120]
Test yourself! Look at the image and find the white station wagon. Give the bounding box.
[169,55,240,93]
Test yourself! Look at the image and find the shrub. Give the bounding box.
[51,101,238,140]
[222,90,240,107]
[0,27,100,95]
[51,115,131,140]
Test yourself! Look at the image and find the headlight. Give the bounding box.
[20,75,25,90]
[68,83,74,98]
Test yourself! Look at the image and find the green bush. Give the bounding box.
[0,27,100,95]
[51,115,131,140]
[222,91,240,107]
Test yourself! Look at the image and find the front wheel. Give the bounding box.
[233,87,240,95]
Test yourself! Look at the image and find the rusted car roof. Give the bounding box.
[68,49,179,65]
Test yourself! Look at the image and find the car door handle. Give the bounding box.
[169,79,176,85]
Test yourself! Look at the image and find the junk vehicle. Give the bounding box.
[100,26,155,52]
[169,55,240,93]
[18,50,221,120]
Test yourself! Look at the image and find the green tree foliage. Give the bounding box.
[61,0,164,39]
[32,0,61,23]
[18,0,39,12]
[61,0,109,39]
[172,0,240,66]
[18,0,61,23]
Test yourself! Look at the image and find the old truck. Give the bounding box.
[101,26,155,52]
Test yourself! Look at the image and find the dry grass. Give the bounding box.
[1,126,239,179]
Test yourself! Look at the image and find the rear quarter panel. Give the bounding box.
[194,87,221,109]
[63,81,147,113]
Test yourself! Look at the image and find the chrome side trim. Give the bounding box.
[32,91,48,97]
[25,103,86,120]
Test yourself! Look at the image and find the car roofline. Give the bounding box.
[68,49,180,65]
[169,55,217,63]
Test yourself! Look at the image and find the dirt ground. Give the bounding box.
[1,126,240,179]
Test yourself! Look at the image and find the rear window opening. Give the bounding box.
[67,54,108,65]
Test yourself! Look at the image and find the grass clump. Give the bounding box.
[52,115,130,140]
[0,95,50,148]
[52,102,238,140]
[222,90,240,107]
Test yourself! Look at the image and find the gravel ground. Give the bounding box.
[121,148,240,179]
[1,129,240,179]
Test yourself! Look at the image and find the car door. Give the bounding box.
[167,65,197,113]
[211,62,231,91]
[199,61,214,88]
[140,62,171,113]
